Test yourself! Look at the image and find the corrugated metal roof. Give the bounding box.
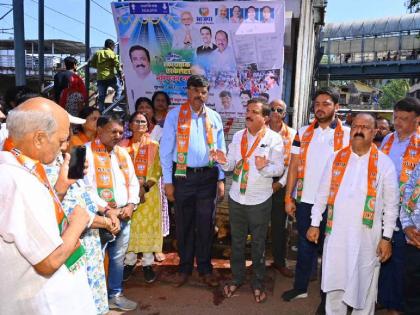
[322,13,420,39]
[0,39,85,55]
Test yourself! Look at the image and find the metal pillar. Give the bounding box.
[13,0,26,86]
[85,0,90,93]
[38,0,45,90]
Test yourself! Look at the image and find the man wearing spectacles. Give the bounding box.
[268,100,296,278]
[160,75,226,288]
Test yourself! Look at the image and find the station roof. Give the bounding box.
[322,12,420,39]
[0,39,85,55]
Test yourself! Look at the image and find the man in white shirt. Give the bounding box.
[244,6,260,23]
[269,99,296,277]
[282,88,351,307]
[307,113,399,314]
[210,30,236,72]
[214,5,229,23]
[218,97,284,303]
[84,114,140,311]
[0,97,96,315]
[172,11,201,50]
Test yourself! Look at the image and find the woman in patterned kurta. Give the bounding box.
[121,112,162,283]
[45,156,109,314]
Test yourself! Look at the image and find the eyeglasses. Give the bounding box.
[271,108,284,113]
[133,119,147,125]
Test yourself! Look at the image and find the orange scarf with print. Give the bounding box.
[91,138,130,207]
[232,128,266,194]
[279,123,293,168]
[296,119,344,202]
[326,145,378,233]
[175,102,215,177]
[382,128,420,199]
[125,135,158,184]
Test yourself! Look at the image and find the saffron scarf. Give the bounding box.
[403,176,420,214]
[296,119,344,202]
[175,102,215,177]
[279,123,293,168]
[326,144,378,234]
[232,128,266,194]
[91,138,130,208]
[125,135,158,184]
[381,128,420,199]
[8,147,85,271]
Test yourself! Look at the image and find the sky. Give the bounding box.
[0,0,411,48]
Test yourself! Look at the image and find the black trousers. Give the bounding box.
[229,197,272,290]
[271,187,288,267]
[173,166,218,275]
[404,243,420,315]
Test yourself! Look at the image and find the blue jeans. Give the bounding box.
[107,220,130,298]
[97,77,122,112]
[294,202,327,291]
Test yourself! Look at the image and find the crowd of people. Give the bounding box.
[0,72,419,315]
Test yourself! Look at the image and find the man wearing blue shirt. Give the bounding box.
[160,75,226,287]
[378,97,420,315]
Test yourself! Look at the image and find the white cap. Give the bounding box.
[68,113,86,125]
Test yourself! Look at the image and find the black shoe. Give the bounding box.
[143,266,156,283]
[123,265,135,282]
[281,288,308,302]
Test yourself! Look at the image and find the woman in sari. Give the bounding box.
[122,112,162,283]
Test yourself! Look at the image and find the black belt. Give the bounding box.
[186,166,213,173]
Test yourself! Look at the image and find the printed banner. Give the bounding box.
[112,1,285,117]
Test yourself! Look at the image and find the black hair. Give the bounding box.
[97,114,124,128]
[152,91,171,109]
[187,75,210,89]
[104,39,115,49]
[260,92,270,101]
[64,56,78,70]
[232,5,241,11]
[200,26,212,34]
[247,97,271,117]
[219,90,231,98]
[240,90,252,98]
[313,87,340,104]
[75,107,100,133]
[135,97,153,113]
[4,86,37,113]
[394,97,420,116]
[215,30,228,42]
[129,45,150,62]
[247,6,256,11]
[79,106,100,119]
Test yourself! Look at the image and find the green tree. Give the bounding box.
[378,79,410,109]
[406,0,420,12]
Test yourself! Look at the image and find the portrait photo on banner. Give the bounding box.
[112,1,285,118]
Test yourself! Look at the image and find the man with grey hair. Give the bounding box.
[0,97,96,314]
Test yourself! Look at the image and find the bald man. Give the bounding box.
[0,97,96,314]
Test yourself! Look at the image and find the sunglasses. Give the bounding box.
[133,119,147,125]
[271,108,284,113]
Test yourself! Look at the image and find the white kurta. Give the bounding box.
[310,149,399,309]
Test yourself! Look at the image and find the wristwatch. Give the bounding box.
[381,236,392,242]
